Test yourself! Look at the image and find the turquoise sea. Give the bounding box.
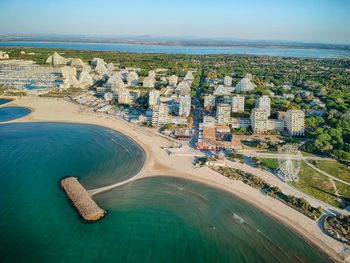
[1,41,350,58]
[0,121,331,262]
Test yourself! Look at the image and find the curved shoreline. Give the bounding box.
[6,96,350,263]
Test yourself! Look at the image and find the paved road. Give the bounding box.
[189,66,205,147]
[244,151,335,161]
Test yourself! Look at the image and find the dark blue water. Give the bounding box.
[1,41,349,58]
[0,122,330,263]
[0,98,12,105]
[0,106,31,122]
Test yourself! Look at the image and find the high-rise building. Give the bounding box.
[216,103,231,125]
[143,77,155,88]
[255,95,271,116]
[202,116,216,127]
[168,75,178,86]
[204,94,215,110]
[285,110,305,136]
[224,76,233,87]
[231,95,245,113]
[152,103,169,127]
[183,71,194,82]
[118,88,131,104]
[235,77,256,92]
[179,95,191,117]
[148,89,160,107]
[251,108,268,133]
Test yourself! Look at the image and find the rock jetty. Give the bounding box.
[60,177,106,221]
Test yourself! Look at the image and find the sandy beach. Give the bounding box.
[4,96,350,263]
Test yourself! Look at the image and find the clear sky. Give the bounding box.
[0,0,349,44]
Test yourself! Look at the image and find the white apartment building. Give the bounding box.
[127,71,139,86]
[224,76,233,87]
[168,75,178,86]
[148,70,156,79]
[251,108,268,133]
[267,119,285,132]
[255,95,271,117]
[104,92,113,101]
[183,71,194,82]
[204,94,215,110]
[203,116,215,127]
[143,77,155,88]
[216,103,231,125]
[118,88,131,104]
[235,77,256,92]
[152,103,169,127]
[231,118,251,129]
[285,109,305,136]
[148,89,160,107]
[231,95,245,113]
[179,95,191,117]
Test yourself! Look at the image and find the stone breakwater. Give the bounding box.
[60,177,106,221]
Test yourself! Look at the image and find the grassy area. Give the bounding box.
[259,158,279,170]
[335,182,350,205]
[292,162,339,207]
[313,160,350,184]
[258,158,350,208]
[241,141,275,153]
[301,151,318,157]
[279,136,306,144]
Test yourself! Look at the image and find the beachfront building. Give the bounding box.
[216,103,231,125]
[148,89,160,107]
[235,77,256,92]
[179,95,191,117]
[251,108,268,133]
[231,95,245,113]
[118,88,131,105]
[285,109,305,136]
[152,103,169,127]
[255,95,271,116]
[224,76,233,87]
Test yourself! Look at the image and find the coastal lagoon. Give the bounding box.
[1,41,350,58]
[0,122,330,262]
[0,98,12,105]
[0,106,31,122]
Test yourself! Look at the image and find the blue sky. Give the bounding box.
[0,0,349,44]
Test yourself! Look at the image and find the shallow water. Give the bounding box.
[0,122,330,262]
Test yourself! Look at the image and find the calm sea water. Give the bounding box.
[0,122,330,263]
[0,106,31,122]
[1,41,350,58]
